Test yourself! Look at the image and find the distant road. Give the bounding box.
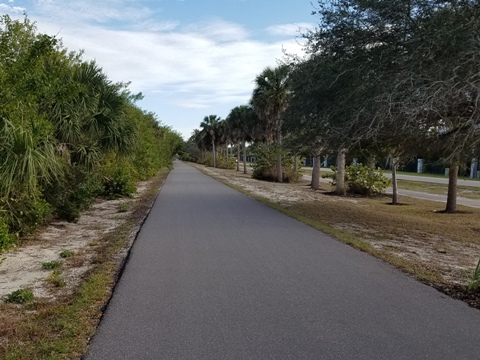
[85,161,480,359]
[394,174,480,186]
[314,167,480,187]
[303,169,480,208]
[386,188,480,208]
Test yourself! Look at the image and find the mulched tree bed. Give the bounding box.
[428,283,480,310]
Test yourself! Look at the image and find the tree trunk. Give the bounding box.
[335,149,346,195]
[243,141,247,174]
[293,155,298,181]
[445,163,459,212]
[368,156,376,176]
[312,152,321,190]
[212,140,216,168]
[236,141,240,172]
[276,129,283,183]
[391,157,399,205]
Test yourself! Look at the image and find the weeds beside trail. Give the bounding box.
[0,170,169,360]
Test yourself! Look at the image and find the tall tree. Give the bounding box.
[294,0,480,205]
[226,105,258,174]
[251,65,291,182]
[362,0,480,211]
[200,115,221,168]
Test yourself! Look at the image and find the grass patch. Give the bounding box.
[468,258,480,292]
[3,289,34,304]
[42,260,63,270]
[59,250,75,258]
[0,169,169,360]
[47,270,67,288]
[117,203,129,213]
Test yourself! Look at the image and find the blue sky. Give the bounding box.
[1,0,317,139]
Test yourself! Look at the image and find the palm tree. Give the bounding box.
[47,60,134,169]
[0,118,59,199]
[200,115,221,167]
[251,65,291,182]
[217,119,229,162]
[226,105,258,174]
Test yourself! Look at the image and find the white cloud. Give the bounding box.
[131,19,180,32]
[266,22,315,37]
[32,0,152,24]
[23,2,308,138]
[37,20,301,105]
[184,19,250,42]
[0,3,26,13]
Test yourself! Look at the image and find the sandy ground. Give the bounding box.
[0,181,150,301]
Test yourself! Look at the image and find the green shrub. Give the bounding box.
[0,192,52,235]
[203,154,235,169]
[0,213,17,253]
[43,166,103,222]
[47,270,66,287]
[59,250,74,258]
[102,167,136,199]
[468,257,480,292]
[4,288,34,304]
[251,144,298,183]
[100,155,137,199]
[323,163,391,195]
[117,203,129,213]
[42,260,63,270]
[216,154,236,169]
[203,154,214,167]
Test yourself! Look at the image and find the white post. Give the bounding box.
[417,159,424,174]
[470,158,478,179]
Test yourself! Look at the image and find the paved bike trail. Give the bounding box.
[84,161,480,359]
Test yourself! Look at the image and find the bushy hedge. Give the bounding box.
[323,163,391,195]
[101,156,137,199]
[251,144,298,183]
[0,213,17,253]
[217,155,236,169]
[43,166,103,223]
[0,15,184,252]
[0,190,52,235]
[204,154,235,169]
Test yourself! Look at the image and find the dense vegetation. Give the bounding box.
[0,15,183,252]
[185,0,480,212]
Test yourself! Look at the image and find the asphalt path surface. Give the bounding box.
[84,161,480,360]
